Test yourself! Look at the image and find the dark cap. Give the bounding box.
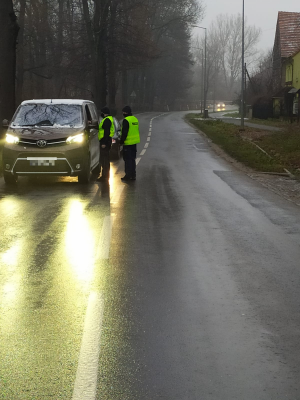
[122,105,132,114]
[101,106,110,115]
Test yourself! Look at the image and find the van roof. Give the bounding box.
[21,99,94,106]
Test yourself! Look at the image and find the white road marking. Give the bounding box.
[149,127,152,132]
[148,132,151,137]
[95,216,114,260]
[111,185,125,204]
[144,143,149,148]
[140,149,146,156]
[136,157,141,165]
[147,137,151,142]
[72,292,104,400]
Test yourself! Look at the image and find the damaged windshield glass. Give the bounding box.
[12,104,83,127]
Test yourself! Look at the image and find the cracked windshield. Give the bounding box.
[12,104,83,127]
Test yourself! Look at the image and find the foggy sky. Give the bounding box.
[198,0,300,51]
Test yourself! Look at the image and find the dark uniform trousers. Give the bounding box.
[123,144,137,178]
[100,142,111,179]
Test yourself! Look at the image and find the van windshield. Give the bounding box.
[11,104,83,128]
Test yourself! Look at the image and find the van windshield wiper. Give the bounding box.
[35,120,53,126]
[20,120,54,127]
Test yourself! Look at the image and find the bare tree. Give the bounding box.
[0,0,19,130]
[247,49,273,101]
[13,0,205,111]
[195,14,261,100]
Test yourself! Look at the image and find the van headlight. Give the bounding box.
[6,134,20,144]
[66,133,84,144]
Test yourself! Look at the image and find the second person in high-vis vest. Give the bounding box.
[97,107,115,182]
[120,105,140,181]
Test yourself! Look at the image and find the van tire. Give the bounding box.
[78,155,91,184]
[4,172,18,185]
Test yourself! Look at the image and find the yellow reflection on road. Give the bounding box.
[0,198,20,218]
[65,200,95,282]
[2,281,20,305]
[1,242,22,268]
[109,164,118,196]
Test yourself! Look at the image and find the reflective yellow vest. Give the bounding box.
[98,116,114,140]
[123,116,140,145]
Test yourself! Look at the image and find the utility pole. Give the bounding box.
[192,25,207,116]
[241,0,245,129]
[201,48,204,114]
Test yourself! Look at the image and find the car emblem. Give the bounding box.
[37,140,47,148]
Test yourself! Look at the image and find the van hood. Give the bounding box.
[7,126,85,139]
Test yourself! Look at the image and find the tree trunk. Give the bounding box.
[16,0,26,105]
[0,0,19,133]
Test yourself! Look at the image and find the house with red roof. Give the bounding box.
[272,11,300,118]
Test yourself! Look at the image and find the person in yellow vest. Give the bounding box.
[97,107,115,182]
[120,106,140,181]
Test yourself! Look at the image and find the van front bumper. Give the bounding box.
[2,142,89,176]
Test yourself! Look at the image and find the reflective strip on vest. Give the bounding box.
[123,116,140,145]
[98,116,115,140]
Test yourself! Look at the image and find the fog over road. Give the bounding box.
[1,112,300,399]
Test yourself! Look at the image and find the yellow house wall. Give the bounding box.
[286,63,293,84]
[292,51,300,90]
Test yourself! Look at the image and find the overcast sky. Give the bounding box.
[197,0,300,51]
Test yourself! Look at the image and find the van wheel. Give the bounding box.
[78,155,91,184]
[4,172,18,185]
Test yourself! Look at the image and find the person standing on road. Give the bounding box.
[120,106,140,181]
[98,107,115,183]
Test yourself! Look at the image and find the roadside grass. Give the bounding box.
[186,114,300,174]
[256,128,300,172]
[221,112,294,130]
[223,112,241,118]
[249,118,292,129]
[187,113,204,119]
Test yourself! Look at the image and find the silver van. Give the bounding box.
[2,99,100,184]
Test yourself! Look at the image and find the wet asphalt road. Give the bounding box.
[1,112,300,399]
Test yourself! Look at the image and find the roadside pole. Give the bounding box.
[241,0,245,130]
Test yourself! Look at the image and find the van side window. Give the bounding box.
[85,105,93,123]
[91,105,98,121]
[86,104,98,122]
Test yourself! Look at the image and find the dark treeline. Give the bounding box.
[12,0,204,113]
[0,0,19,125]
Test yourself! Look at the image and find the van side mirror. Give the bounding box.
[88,119,99,129]
[2,119,9,128]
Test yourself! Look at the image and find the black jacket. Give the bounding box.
[100,116,113,146]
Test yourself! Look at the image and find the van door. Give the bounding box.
[84,104,99,169]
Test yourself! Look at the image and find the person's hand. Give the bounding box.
[101,144,106,148]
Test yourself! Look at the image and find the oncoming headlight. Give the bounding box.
[66,133,84,144]
[6,134,20,144]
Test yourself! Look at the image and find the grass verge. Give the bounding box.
[223,112,241,118]
[186,114,300,174]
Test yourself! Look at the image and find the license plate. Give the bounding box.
[27,157,57,167]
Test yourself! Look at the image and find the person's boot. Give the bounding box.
[121,175,130,181]
[97,176,108,182]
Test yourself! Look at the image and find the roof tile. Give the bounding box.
[278,11,300,58]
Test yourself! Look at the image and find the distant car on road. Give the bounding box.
[217,102,226,111]
[2,99,100,184]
